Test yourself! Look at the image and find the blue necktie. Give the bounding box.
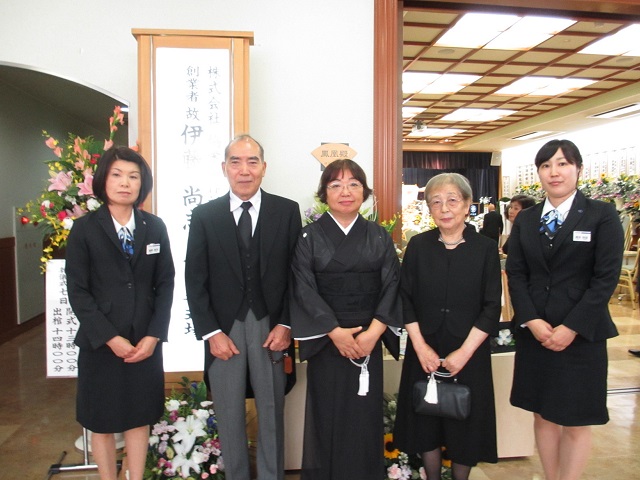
[118,227,134,257]
[540,209,563,239]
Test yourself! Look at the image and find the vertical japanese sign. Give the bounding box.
[155,47,232,372]
[45,259,79,378]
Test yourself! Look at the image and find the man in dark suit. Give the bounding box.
[480,203,503,244]
[185,135,301,480]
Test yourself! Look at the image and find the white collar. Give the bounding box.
[112,211,136,233]
[328,212,359,234]
[542,191,576,220]
[229,189,262,213]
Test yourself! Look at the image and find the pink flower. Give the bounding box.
[48,171,73,192]
[45,136,63,157]
[78,174,93,196]
[57,210,68,221]
[104,139,114,151]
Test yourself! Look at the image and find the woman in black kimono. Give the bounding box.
[291,159,402,480]
[394,173,501,480]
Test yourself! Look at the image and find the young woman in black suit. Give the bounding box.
[506,139,623,480]
[66,146,175,480]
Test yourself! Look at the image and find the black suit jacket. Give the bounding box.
[66,205,175,350]
[506,190,623,342]
[480,210,503,243]
[185,190,302,374]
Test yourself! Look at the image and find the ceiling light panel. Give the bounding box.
[441,108,516,122]
[403,72,481,94]
[484,17,576,51]
[435,13,521,49]
[579,24,640,56]
[402,106,426,119]
[495,77,595,96]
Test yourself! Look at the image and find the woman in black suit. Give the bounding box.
[394,173,501,480]
[66,146,175,480]
[506,139,623,480]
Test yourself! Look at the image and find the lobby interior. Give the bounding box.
[0,290,638,480]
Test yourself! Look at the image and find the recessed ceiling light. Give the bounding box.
[495,77,595,96]
[579,24,640,56]
[408,124,465,138]
[403,72,481,94]
[589,103,640,119]
[402,106,426,119]
[511,131,560,141]
[435,13,575,51]
[441,108,516,122]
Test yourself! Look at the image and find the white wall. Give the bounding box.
[501,116,640,196]
[0,0,375,216]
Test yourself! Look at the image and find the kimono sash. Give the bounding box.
[314,270,381,328]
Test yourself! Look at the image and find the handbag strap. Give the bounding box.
[431,359,457,380]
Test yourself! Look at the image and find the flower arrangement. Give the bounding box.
[145,377,224,480]
[17,106,125,269]
[513,182,546,202]
[383,393,451,480]
[586,173,640,215]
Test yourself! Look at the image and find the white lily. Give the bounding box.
[171,414,207,454]
[166,399,181,412]
[171,441,208,478]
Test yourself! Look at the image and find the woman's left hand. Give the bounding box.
[541,325,577,351]
[441,348,471,376]
[124,336,159,363]
[355,319,387,356]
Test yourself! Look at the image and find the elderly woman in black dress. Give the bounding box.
[506,139,623,480]
[66,146,175,480]
[394,173,501,480]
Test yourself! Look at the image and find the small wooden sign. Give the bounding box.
[311,143,358,167]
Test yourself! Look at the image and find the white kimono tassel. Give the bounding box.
[350,355,370,396]
[425,372,438,404]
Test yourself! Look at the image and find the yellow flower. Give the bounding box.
[384,433,400,459]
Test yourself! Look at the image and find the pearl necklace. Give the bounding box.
[438,234,464,246]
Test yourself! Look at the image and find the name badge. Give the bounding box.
[573,231,591,242]
[146,243,161,255]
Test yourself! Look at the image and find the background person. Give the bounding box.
[394,173,501,480]
[506,139,624,480]
[185,135,301,480]
[502,194,536,255]
[66,146,175,480]
[479,202,503,244]
[290,159,402,480]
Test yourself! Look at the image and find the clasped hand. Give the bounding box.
[527,319,576,351]
[107,335,158,363]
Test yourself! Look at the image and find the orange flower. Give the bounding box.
[384,433,400,459]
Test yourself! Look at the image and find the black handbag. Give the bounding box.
[413,370,471,420]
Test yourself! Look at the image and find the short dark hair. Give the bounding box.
[510,194,537,210]
[316,159,372,204]
[535,139,583,169]
[93,146,153,207]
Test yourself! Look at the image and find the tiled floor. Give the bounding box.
[0,298,638,480]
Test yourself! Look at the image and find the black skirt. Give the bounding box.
[76,343,164,433]
[510,327,609,426]
[394,329,497,467]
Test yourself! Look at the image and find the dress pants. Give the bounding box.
[208,310,286,480]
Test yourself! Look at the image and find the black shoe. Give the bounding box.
[629,349,640,357]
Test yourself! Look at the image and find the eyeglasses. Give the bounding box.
[326,181,363,192]
[428,197,464,210]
